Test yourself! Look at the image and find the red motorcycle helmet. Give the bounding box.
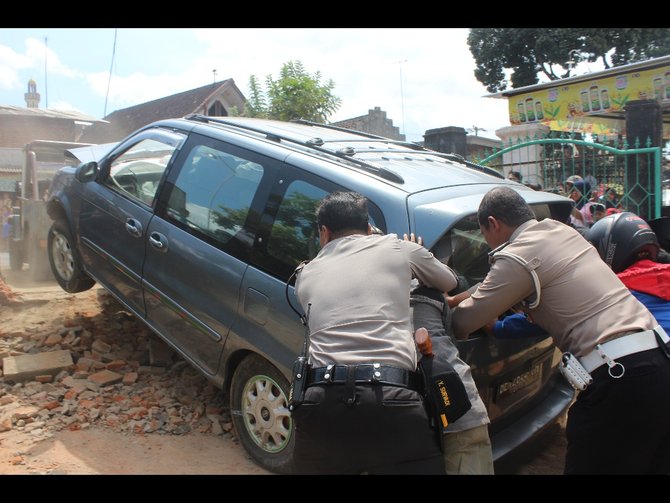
[587,211,660,273]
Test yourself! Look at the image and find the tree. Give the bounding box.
[244,60,342,123]
[468,28,670,93]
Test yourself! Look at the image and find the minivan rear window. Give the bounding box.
[435,203,565,290]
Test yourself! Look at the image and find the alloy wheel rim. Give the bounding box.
[240,375,292,453]
[51,231,75,280]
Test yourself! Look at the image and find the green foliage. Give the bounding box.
[244,60,342,123]
[468,28,670,93]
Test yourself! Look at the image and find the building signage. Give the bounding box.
[508,64,670,138]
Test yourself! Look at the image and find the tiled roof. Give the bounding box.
[80,79,245,143]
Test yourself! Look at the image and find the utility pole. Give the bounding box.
[398,60,407,136]
[44,37,48,109]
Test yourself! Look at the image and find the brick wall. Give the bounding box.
[0,117,77,148]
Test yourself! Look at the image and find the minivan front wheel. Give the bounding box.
[230,354,295,474]
[48,220,95,293]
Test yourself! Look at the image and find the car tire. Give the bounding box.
[230,354,295,474]
[47,220,95,293]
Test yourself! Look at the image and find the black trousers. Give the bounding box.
[565,347,670,474]
[291,383,444,474]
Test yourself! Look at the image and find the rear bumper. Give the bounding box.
[491,376,574,464]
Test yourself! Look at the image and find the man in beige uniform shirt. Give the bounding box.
[451,187,670,474]
[292,191,458,474]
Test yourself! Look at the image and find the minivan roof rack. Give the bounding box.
[184,114,405,184]
[292,119,426,150]
[293,119,503,178]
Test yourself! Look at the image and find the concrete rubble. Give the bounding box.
[0,289,233,443]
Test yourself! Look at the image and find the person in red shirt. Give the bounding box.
[587,211,670,334]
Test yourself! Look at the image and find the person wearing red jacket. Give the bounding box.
[587,212,670,334]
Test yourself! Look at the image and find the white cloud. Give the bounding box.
[87,70,207,114]
[0,37,82,94]
[49,100,83,113]
[6,28,510,141]
[0,44,34,89]
[186,28,509,141]
[24,38,81,79]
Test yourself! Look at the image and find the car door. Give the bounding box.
[234,163,387,376]
[77,129,185,317]
[142,134,279,374]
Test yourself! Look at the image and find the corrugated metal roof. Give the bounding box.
[0,105,105,123]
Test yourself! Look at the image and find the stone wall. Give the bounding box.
[332,107,405,141]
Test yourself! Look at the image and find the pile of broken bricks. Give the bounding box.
[0,292,234,442]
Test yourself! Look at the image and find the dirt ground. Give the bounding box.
[0,267,566,475]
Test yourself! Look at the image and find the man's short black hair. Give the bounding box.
[478,187,535,229]
[507,170,522,182]
[316,191,369,234]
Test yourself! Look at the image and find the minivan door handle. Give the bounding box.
[125,218,143,237]
[149,232,168,252]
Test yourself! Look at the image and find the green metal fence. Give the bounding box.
[476,133,664,220]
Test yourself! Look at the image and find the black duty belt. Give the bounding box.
[306,364,423,391]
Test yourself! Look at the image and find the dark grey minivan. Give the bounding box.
[46,115,575,473]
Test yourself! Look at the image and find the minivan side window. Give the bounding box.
[165,144,264,247]
[266,180,327,269]
[105,137,177,206]
[262,177,385,282]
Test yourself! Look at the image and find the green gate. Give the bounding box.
[477,135,663,220]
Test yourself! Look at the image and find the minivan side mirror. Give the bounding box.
[75,161,99,183]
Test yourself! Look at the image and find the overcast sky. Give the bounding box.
[0,28,516,143]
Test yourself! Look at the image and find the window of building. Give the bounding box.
[207,101,227,117]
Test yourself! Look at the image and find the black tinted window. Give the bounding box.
[438,204,560,290]
[266,180,327,269]
[261,175,385,282]
[166,144,264,246]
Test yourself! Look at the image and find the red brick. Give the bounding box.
[44,334,63,347]
[63,389,79,400]
[88,369,122,386]
[106,360,126,371]
[122,372,138,385]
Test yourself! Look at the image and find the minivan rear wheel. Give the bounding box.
[48,220,95,293]
[230,354,295,474]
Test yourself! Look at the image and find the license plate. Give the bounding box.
[495,357,547,404]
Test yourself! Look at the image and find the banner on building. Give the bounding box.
[508,64,670,139]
